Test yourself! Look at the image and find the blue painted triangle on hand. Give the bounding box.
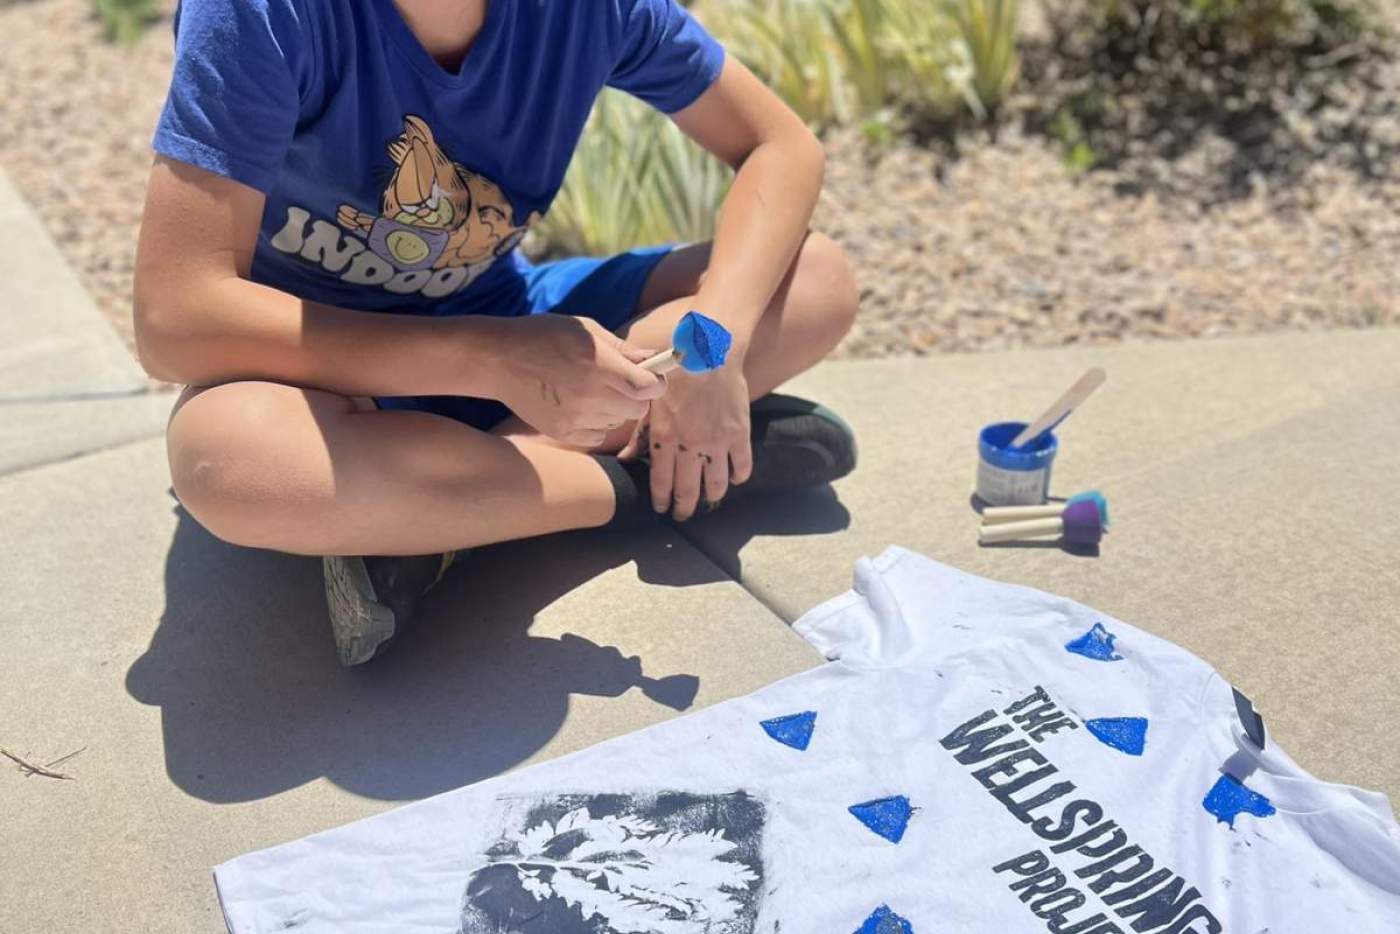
[855,905,914,934]
[1085,717,1149,755]
[848,796,913,843]
[760,710,817,751]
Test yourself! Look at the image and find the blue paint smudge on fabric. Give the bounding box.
[760,711,817,751]
[1065,622,1124,661]
[1203,775,1276,828]
[855,905,914,933]
[675,311,733,372]
[849,796,914,843]
[1086,717,1148,755]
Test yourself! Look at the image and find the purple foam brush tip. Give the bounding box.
[1067,490,1110,527]
[1061,499,1105,546]
[673,311,733,373]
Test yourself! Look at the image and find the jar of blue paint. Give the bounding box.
[976,422,1058,506]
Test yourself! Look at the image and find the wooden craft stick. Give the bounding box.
[981,503,1065,524]
[978,517,1064,544]
[1011,367,1107,448]
[640,349,682,375]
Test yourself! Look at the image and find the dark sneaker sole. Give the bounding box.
[323,555,397,667]
[742,393,858,494]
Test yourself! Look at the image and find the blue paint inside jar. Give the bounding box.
[976,421,1060,506]
[979,421,1059,469]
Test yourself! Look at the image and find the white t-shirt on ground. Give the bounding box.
[214,547,1400,933]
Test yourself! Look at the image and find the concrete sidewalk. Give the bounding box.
[0,169,176,474]
[0,168,818,932]
[0,440,821,932]
[4,331,1398,933]
[679,328,1400,800]
[3,169,1398,934]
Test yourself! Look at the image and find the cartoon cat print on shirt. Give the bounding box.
[269,115,541,300]
[337,115,540,271]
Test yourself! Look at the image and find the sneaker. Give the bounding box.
[322,551,460,666]
[737,393,857,495]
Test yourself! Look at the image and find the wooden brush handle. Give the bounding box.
[641,349,681,374]
[978,516,1065,544]
[1011,367,1107,448]
[982,503,1065,524]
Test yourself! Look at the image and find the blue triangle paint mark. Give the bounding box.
[1065,622,1124,661]
[760,711,817,751]
[855,905,914,934]
[1203,775,1276,828]
[849,796,914,843]
[1086,717,1149,755]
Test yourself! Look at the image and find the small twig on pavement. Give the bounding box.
[1,747,79,780]
[43,747,87,772]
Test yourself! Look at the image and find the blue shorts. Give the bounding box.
[375,246,673,430]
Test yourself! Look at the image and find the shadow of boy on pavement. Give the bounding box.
[125,487,849,804]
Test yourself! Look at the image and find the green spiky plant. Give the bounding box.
[699,0,853,126]
[637,105,734,246]
[92,0,159,45]
[871,0,964,120]
[539,0,1013,257]
[699,0,969,127]
[535,90,733,257]
[946,0,1021,120]
[826,0,891,116]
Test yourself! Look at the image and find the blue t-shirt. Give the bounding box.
[153,0,725,314]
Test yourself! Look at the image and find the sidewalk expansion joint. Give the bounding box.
[0,430,169,481]
[669,526,798,625]
[0,386,166,405]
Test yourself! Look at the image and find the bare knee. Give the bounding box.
[790,232,859,350]
[167,382,347,552]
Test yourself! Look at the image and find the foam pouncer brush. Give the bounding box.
[640,311,733,375]
[982,490,1110,526]
[979,498,1106,547]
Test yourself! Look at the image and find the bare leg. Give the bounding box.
[167,233,857,556]
[168,385,619,556]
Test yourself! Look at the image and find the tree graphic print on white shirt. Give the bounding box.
[460,792,765,934]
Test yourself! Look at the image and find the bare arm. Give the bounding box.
[670,57,826,359]
[132,157,512,396]
[133,158,662,443]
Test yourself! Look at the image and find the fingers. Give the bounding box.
[649,437,676,514]
[617,418,647,462]
[603,337,667,401]
[729,435,754,486]
[701,448,729,508]
[670,447,704,522]
[614,335,663,365]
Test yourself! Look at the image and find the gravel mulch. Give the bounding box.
[0,0,1396,362]
[0,0,177,354]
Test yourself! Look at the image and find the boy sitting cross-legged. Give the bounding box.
[135,0,859,665]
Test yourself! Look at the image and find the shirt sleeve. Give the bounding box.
[152,0,307,193]
[607,0,726,113]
